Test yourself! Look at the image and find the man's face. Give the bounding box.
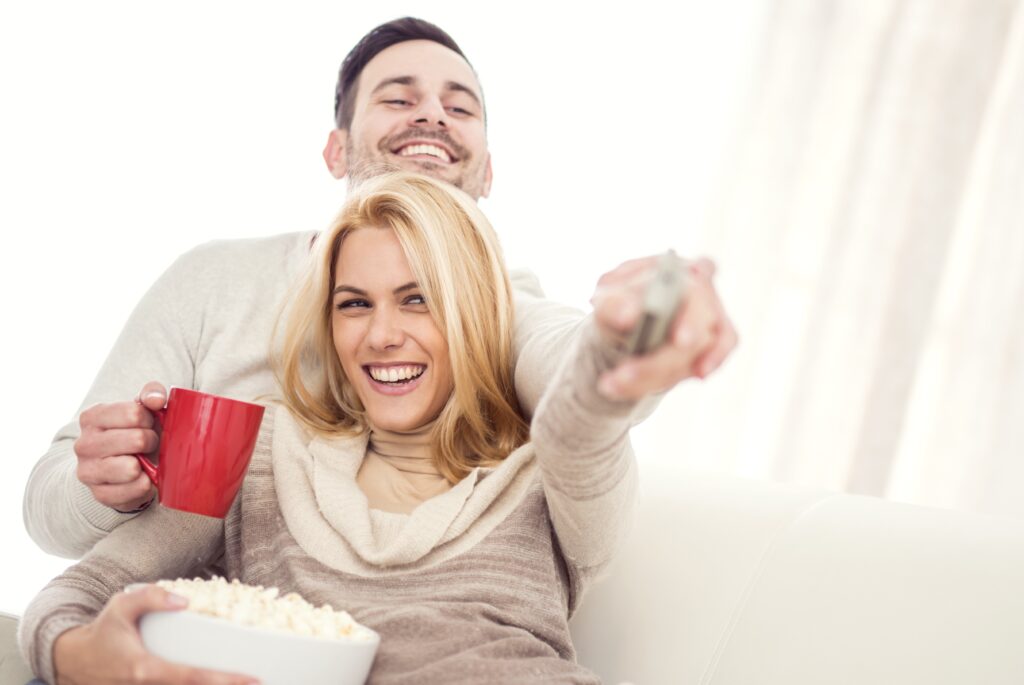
[336,40,492,200]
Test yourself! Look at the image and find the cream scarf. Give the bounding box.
[272,408,540,575]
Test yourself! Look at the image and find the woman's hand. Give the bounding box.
[52,585,258,685]
[590,254,738,400]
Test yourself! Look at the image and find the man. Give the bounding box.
[24,17,736,559]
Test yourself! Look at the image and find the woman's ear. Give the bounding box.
[323,129,349,179]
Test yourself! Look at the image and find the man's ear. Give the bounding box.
[480,154,493,198]
[322,129,348,179]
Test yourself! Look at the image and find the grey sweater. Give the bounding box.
[19,323,641,684]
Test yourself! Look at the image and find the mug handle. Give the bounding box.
[134,406,167,488]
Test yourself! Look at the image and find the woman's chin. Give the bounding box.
[364,405,429,433]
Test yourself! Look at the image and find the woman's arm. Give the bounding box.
[530,319,641,584]
[18,504,224,684]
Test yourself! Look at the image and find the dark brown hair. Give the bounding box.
[333,17,474,130]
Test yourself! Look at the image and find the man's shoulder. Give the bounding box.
[160,231,314,288]
[178,231,313,268]
[509,268,545,298]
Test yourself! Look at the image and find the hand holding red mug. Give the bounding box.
[76,383,265,517]
[75,382,170,512]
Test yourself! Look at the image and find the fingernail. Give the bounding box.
[675,326,695,347]
[166,592,188,608]
[144,391,166,401]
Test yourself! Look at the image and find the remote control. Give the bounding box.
[625,250,687,355]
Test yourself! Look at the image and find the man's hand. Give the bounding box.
[591,255,738,400]
[74,382,168,512]
[53,585,258,685]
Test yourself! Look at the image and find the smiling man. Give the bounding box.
[23,17,737,559]
[324,37,493,199]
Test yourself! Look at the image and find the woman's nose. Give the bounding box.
[366,308,405,350]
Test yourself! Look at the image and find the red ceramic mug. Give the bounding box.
[134,387,265,518]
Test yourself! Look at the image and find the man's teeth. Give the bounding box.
[398,144,451,163]
[368,365,426,383]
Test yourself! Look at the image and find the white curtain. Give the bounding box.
[636,0,1024,519]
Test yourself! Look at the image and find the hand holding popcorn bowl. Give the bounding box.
[136,577,379,685]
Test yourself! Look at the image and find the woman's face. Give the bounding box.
[331,227,454,432]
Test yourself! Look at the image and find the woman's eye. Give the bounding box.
[336,298,369,310]
[404,294,427,306]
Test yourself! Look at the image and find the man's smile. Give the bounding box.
[393,141,455,164]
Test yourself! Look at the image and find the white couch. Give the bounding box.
[570,471,1024,683]
[4,472,1023,684]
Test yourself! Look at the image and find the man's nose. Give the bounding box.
[409,95,447,128]
[367,308,405,350]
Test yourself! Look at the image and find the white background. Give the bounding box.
[0,1,765,614]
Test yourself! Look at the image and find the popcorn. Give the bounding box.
[153,576,374,642]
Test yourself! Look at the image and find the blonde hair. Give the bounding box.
[275,172,528,483]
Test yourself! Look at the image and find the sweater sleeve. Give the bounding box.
[17,505,223,684]
[529,318,643,594]
[23,248,209,559]
[510,269,663,423]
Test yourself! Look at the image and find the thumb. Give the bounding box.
[136,381,168,411]
[113,585,188,623]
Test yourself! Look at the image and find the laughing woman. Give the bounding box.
[21,173,656,684]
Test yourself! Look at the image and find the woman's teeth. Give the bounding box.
[368,365,425,384]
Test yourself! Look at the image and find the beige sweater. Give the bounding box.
[23,231,645,559]
[19,323,641,684]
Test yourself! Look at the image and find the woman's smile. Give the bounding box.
[363,363,428,395]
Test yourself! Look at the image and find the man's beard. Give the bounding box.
[345,130,486,200]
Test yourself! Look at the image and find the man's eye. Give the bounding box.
[447,106,473,116]
[384,99,411,106]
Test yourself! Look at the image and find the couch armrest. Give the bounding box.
[1,611,33,685]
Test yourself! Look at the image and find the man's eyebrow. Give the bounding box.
[445,81,481,106]
[333,282,418,296]
[370,76,415,96]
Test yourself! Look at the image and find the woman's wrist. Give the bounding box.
[52,624,88,685]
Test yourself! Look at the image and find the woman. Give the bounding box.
[20,173,653,684]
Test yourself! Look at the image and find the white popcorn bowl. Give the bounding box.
[140,608,380,685]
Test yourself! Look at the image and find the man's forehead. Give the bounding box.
[358,39,482,100]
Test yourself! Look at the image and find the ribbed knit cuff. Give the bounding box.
[73,477,143,531]
[22,613,88,685]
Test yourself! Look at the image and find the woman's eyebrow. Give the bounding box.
[393,282,418,294]
[333,282,418,296]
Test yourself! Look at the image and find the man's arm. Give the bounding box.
[24,250,205,558]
